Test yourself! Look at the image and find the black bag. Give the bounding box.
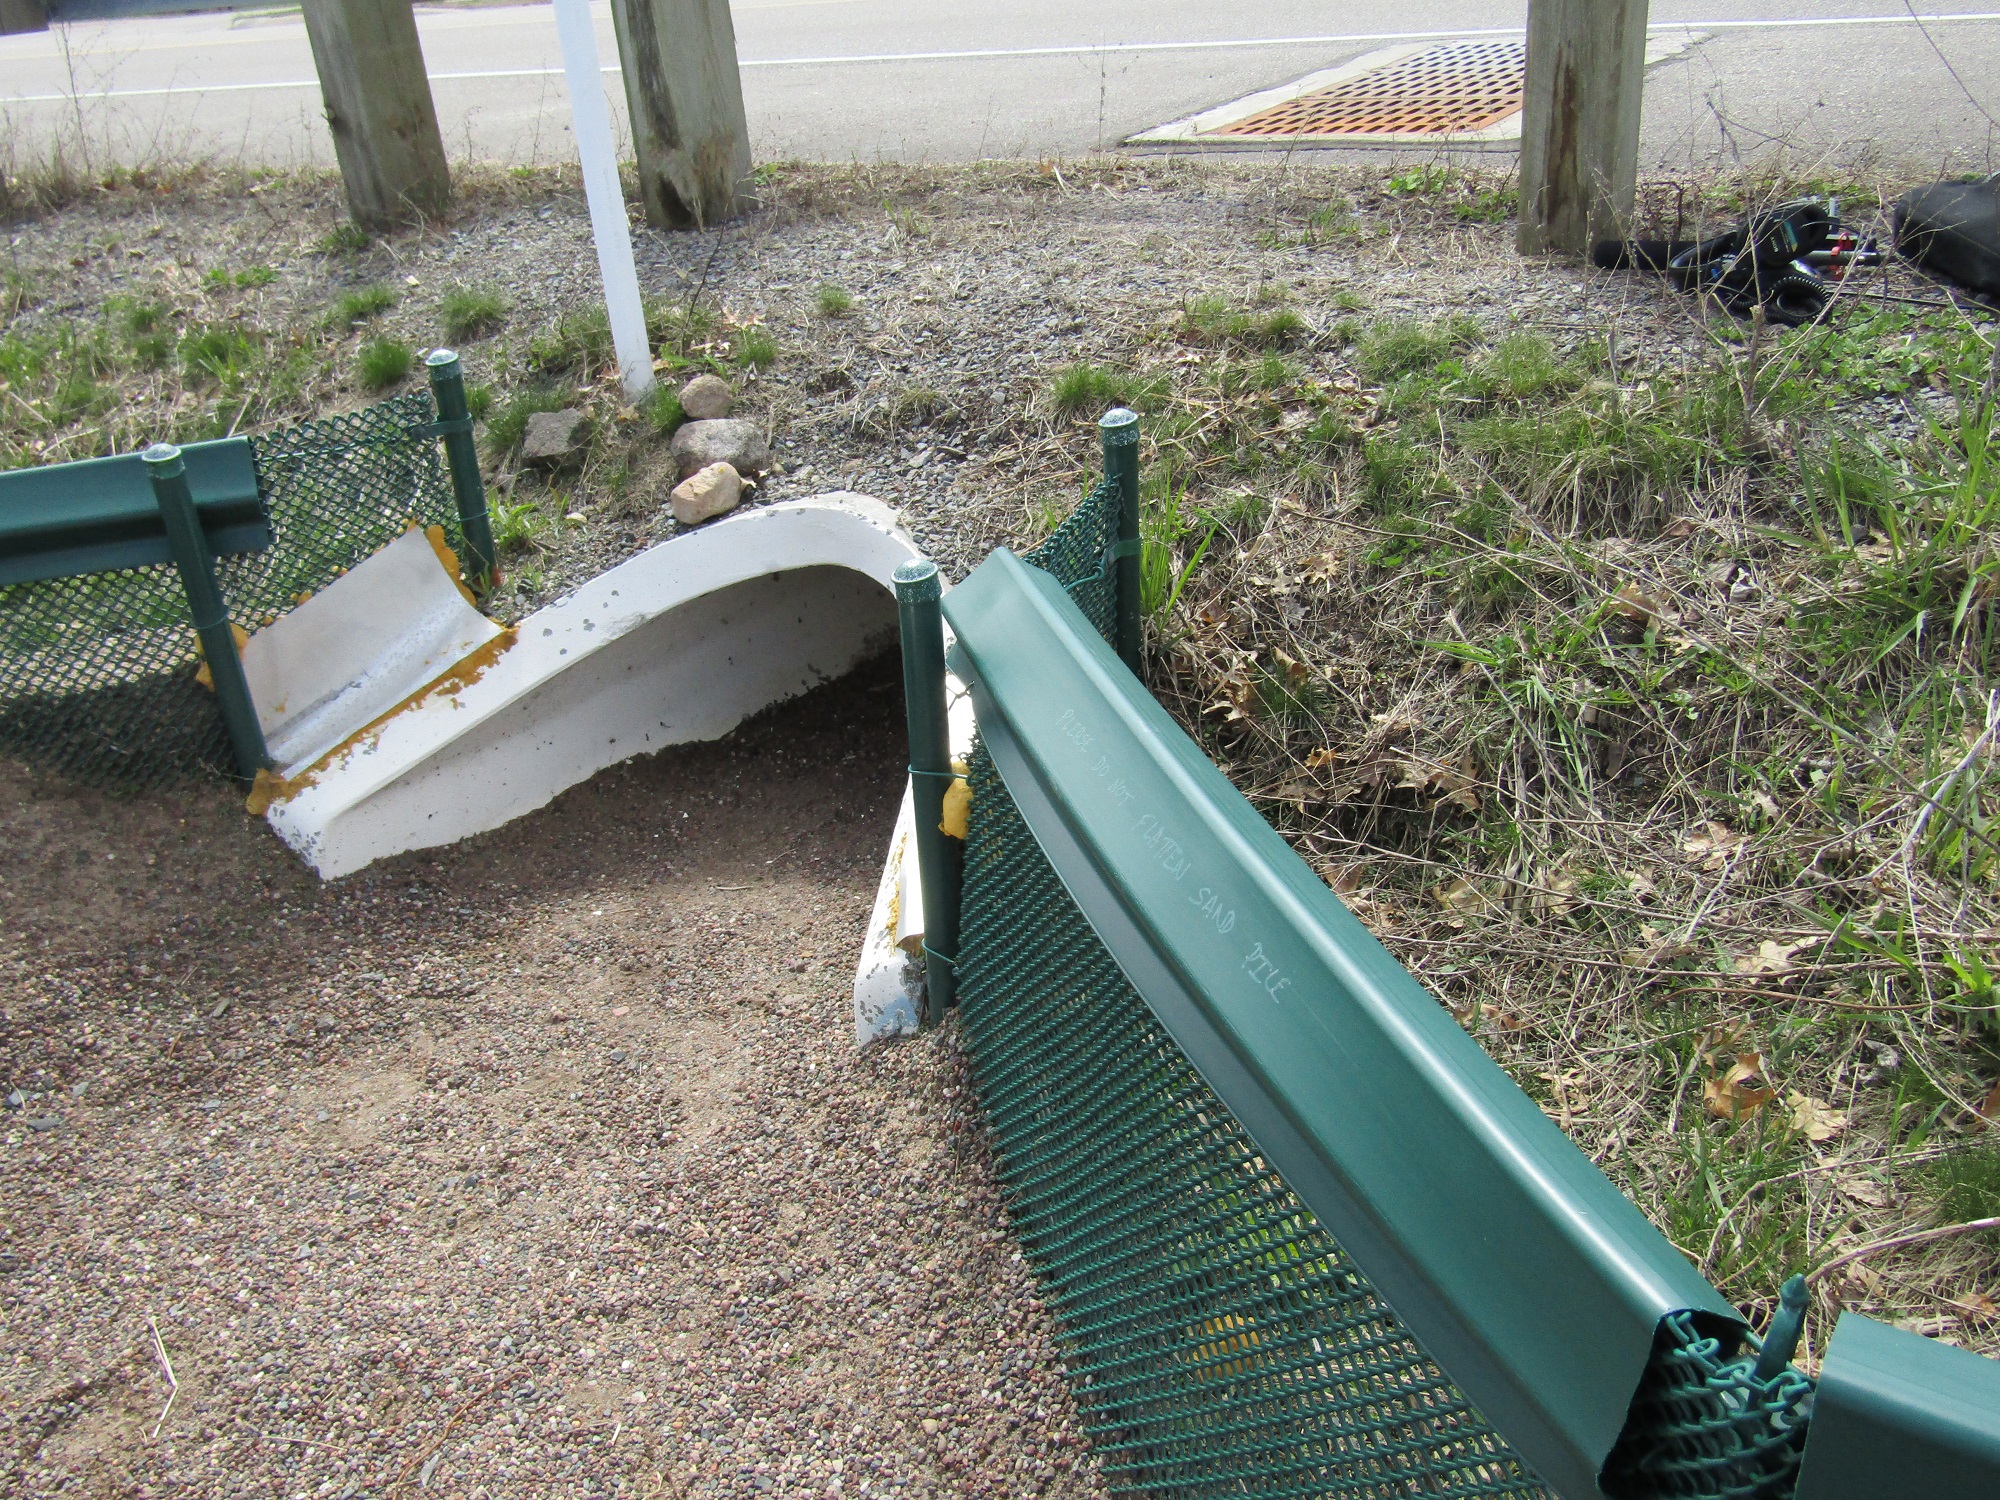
[1895,178,2000,301]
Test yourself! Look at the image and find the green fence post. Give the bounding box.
[894,558,959,1023]
[143,442,270,782]
[1101,406,1141,673]
[425,348,497,593]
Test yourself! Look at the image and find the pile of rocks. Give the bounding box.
[668,374,770,526]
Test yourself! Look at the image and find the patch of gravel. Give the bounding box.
[1,657,1103,1499]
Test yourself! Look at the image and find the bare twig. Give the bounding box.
[1809,1217,2000,1287]
[146,1317,178,1441]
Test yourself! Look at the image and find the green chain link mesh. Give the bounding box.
[955,483,1548,1499]
[1602,1314,1813,1499]
[0,391,463,787]
[955,480,1816,1499]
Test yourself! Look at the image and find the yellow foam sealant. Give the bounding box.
[245,626,519,816]
[939,758,971,839]
[192,623,251,691]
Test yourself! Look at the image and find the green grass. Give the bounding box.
[180,324,261,387]
[483,385,573,458]
[1927,1141,2000,1233]
[1352,315,1481,382]
[1051,363,1169,418]
[203,264,277,290]
[643,385,685,433]
[1182,295,1307,350]
[530,304,616,378]
[439,283,509,343]
[731,324,779,370]
[328,283,399,327]
[815,283,854,318]
[356,336,414,390]
[315,223,371,255]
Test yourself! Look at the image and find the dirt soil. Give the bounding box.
[0,654,1103,1500]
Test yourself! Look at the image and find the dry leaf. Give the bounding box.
[1300,550,1346,583]
[1626,869,1658,900]
[1703,1052,1777,1121]
[1834,1173,1890,1209]
[1842,1261,1884,1295]
[1950,1291,2000,1323]
[1785,1090,1847,1142]
[1979,1076,2000,1126]
[1735,940,1800,976]
[1304,747,1340,772]
[1607,581,1675,626]
[1684,821,1748,871]
[1749,790,1780,821]
[1271,649,1312,691]
[1321,863,1366,896]
[1537,871,1580,916]
[1433,877,1494,915]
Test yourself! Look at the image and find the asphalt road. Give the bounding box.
[2,2,1996,174]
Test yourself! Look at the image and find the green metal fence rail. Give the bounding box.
[913,432,1997,1498]
[0,365,486,788]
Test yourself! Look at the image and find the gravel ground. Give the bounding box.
[2,656,1103,1499]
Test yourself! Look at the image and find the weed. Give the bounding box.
[464,382,496,420]
[356,336,414,390]
[1352,316,1481,382]
[484,386,572,458]
[180,325,260,388]
[731,324,779,370]
[528,304,614,378]
[1388,163,1455,197]
[328,283,399,327]
[315,223,371,255]
[1051,363,1168,418]
[489,495,549,553]
[1182,295,1307,350]
[439,283,509,343]
[643,384,685,433]
[815,284,855,318]
[1925,1142,2000,1235]
[203,264,277,290]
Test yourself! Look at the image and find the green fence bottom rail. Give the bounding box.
[940,477,1824,1499]
[0,391,465,787]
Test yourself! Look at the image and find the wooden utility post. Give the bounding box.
[0,0,47,37]
[302,0,451,231]
[610,0,752,229]
[1517,0,1650,256]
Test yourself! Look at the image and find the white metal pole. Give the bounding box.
[552,0,655,401]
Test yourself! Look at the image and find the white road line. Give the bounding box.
[6,12,1999,105]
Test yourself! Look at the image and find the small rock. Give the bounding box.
[609,1048,628,1064]
[3,1089,21,1110]
[521,408,588,463]
[669,461,743,525]
[25,1116,63,1132]
[0,1252,22,1274]
[678,372,734,420]
[315,1015,339,1034]
[670,418,769,479]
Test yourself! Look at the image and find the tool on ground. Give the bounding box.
[1594,198,1881,326]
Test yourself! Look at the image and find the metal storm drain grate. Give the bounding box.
[1216,40,1526,139]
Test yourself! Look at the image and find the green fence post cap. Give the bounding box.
[425,347,461,370]
[1098,407,1139,441]
[141,442,183,469]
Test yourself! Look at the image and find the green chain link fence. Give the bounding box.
[0,391,465,787]
[949,474,1818,1499]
